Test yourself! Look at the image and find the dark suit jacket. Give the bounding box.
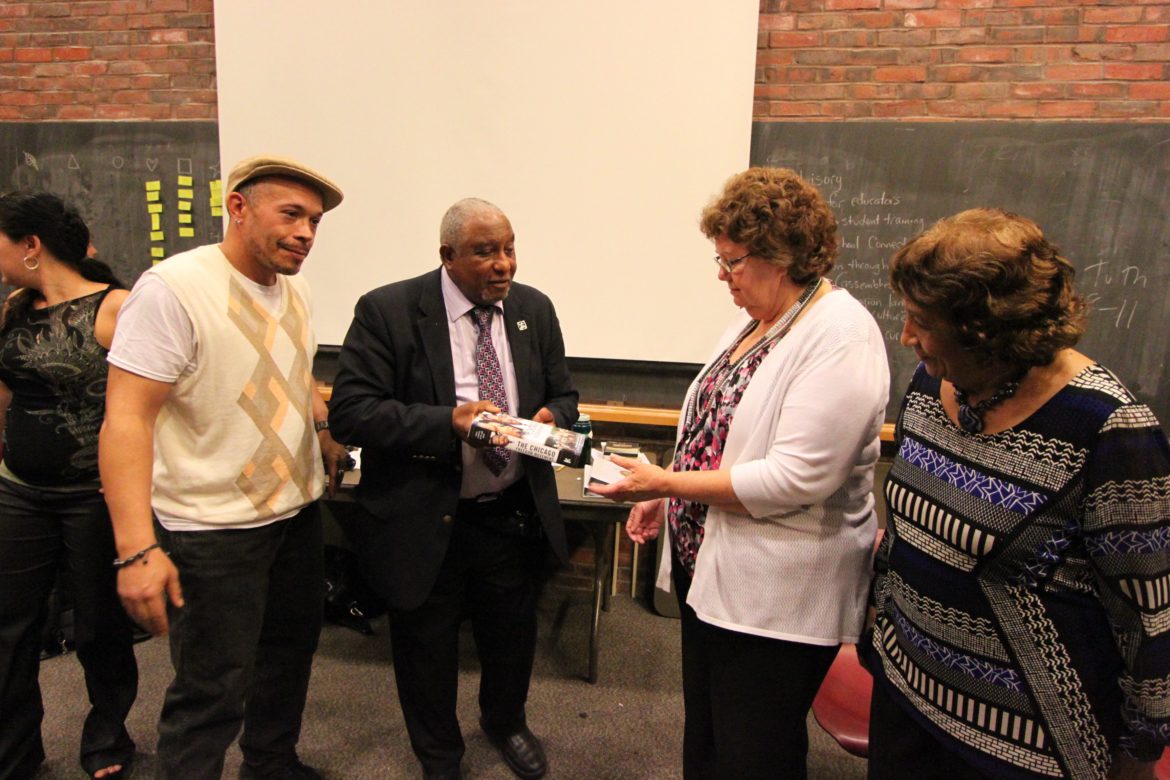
[328,268,578,610]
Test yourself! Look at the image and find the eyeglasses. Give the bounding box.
[713,251,751,274]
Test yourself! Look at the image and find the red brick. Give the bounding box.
[1145,7,1170,23]
[0,4,31,18]
[1133,43,1170,61]
[1036,101,1097,117]
[57,105,97,119]
[0,90,39,105]
[873,100,929,116]
[796,13,851,30]
[1069,82,1127,98]
[955,81,1010,100]
[768,31,820,47]
[823,30,873,47]
[929,64,984,82]
[935,28,987,45]
[897,83,951,99]
[936,0,992,7]
[1011,82,1065,99]
[30,3,71,17]
[904,10,962,27]
[1046,63,1104,80]
[849,83,900,100]
[52,46,92,60]
[175,102,217,119]
[74,61,108,75]
[822,101,874,117]
[149,29,188,44]
[824,0,880,8]
[1095,101,1158,118]
[1103,62,1164,79]
[874,65,927,81]
[876,29,932,47]
[851,12,899,28]
[984,101,1038,118]
[1131,82,1170,99]
[989,26,1046,44]
[1106,26,1169,44]
[956,47,1016,63]
[928,100,985,117]
[758,13,795,30]
[768,101,824,117]
[1021,8,1079,25]
[149,0,191,11]
[1084,7,1143,24]
[885,0,935,7]
[95,104,138,119]
[14,47,52,62]
[1072,44,1136,61]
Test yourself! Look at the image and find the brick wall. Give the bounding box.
[756,0,1170,120]
[3,2,1165,124]
[0,0,216,121]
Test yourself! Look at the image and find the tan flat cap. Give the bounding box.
[226,155,344,212]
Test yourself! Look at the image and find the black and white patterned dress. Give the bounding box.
[867,363,1170,779]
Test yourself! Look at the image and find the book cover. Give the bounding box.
[467,411,591,468]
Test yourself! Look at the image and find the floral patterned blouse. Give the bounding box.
[667,324,779,576]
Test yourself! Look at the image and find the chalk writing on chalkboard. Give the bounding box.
[751,122,1170,429]
[1,121,222,288]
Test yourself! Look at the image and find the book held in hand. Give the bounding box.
[467,411,592,468]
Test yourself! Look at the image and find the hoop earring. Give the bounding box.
[22,255,39,271]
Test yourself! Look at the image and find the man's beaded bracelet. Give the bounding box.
[112,542,163,569]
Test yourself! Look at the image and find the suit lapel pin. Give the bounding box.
[516,320,528,331]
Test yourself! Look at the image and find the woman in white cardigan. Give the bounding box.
[592,168,889,779]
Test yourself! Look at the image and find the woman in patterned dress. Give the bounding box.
[866,208,1170,780]
[592,168,889,779]
[0,192,137,780]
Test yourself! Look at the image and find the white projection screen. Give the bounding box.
[213,2,759,362]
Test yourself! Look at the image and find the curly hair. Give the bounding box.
[699,167,838,284]
[889,208,1087,369]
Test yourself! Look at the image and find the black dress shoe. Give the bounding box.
[481,722,548,780]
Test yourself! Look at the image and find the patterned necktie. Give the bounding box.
[471,306,511,475]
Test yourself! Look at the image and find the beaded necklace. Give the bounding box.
[953,370,1026,434]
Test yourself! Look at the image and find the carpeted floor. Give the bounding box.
[36,589,868,779]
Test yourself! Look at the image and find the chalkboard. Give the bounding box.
[750,122,1170,428]
[1,121,222,288]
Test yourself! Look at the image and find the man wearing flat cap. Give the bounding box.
[100,155,349,780]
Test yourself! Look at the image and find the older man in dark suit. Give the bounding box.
[328,198,577,780]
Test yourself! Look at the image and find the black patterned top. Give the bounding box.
[0,287,115,486]
[866,363,1170,779]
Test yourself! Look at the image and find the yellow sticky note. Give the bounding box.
[210,206,223,217]
[151,247,166,258]
[147,204,163,214]
[178,175,193,186]
[179,227,195,238]
[150,231,164,241]
[145,181,161,191]
[178,189,194,199]
[151,214,160,231]
[209,181,223,205]
[146,191,160,202]
[178,213,193,224]
[178,201,192,212]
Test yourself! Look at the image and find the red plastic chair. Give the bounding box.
[1155,747,1170,780]
[812,643,874,758]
